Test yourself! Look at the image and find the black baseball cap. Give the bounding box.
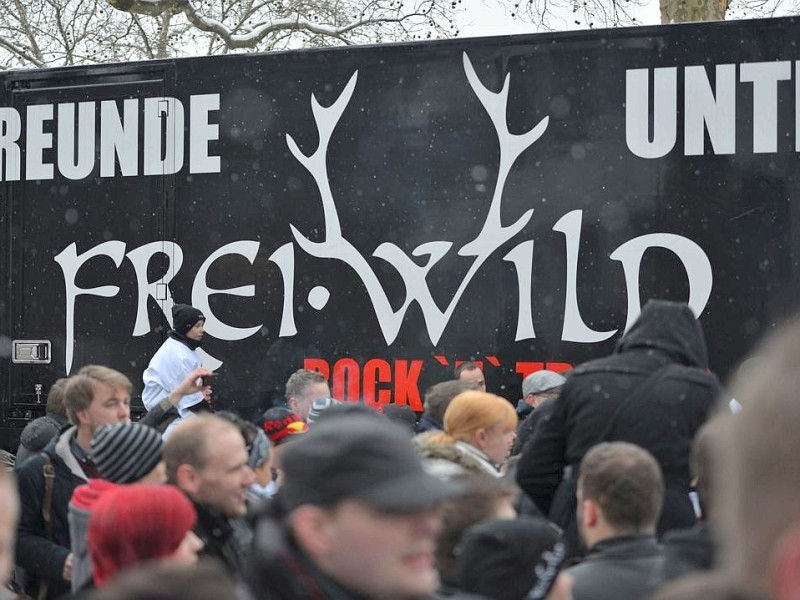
[278,413,460,512]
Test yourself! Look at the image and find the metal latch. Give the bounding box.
[12,340,51,364]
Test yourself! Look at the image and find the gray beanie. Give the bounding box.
[90,423,163,484]
[248,428,270,470]
[16,416,62,465]
[307,397,341,425]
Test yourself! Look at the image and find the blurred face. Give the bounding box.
[185,320,205,342]
[533,389,560,408]
[479,422,516,465]
[252,455,274,487]
[290,382,331,421]
[77,383,131,435]
[189,428,255,517]
[459,368,486,392]
[309,500,442,599]
[162,531,203,567]
[0,479,19,585]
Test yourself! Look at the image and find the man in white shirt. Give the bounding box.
[142,304,211,430]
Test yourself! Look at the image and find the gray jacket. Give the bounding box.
[567,535,664,600]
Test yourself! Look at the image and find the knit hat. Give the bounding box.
[457,516,566,600]
[171,304,205,336]
[382,403,417,433]
[306,397,341,425]
[248,428,270,470]
[521,370,566,397]
[261,407,308,446]
[88,484,197,586]
[16,415,62,465]
[90,423,164,484]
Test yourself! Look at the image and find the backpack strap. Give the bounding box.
[40,454,55,541]
[35,453,56,600]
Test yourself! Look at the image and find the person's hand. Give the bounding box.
[167,368,213,406]
[203,385,213,403]
[62,552,73,581]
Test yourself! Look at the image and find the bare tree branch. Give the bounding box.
[0,0,787,69]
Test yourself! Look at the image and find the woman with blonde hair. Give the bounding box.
[416,391,517,478]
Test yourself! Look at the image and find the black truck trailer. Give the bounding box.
[1,16,798,447]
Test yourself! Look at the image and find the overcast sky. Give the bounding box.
[456,0,661,36]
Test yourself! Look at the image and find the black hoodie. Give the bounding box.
[516,300,722,558]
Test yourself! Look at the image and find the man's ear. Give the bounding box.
[770,523,800,600]
[176,464,201,496]
[582,498,599,529]
[289,505,333,560]
[73,409,90,428]
[288,398,298,414]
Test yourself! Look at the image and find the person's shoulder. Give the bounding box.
[429,590,490,600]
[15,449,48,475]
[661,364,721,388]
[21,436,73,474]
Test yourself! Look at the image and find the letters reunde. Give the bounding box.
[0,94,220,181]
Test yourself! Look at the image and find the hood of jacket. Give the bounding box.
[616,300,709,368]
[70,479,118,511]
[415,437,501,478]
[44,425,90,481]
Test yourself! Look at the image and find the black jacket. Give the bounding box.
[138,397,180,434]
[516,300,722,555]
[416,413,443,434]
[567,535,664,600]
[15,427,88,599]
[512,396,554,456]
[192,501,250,576]
[660,520,716,583]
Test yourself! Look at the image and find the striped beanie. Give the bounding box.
[307,397,341,426]
[90,423,163,484]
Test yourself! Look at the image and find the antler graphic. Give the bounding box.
[285,73,358,242]
[286,53,549,345]
[459,53,549,256]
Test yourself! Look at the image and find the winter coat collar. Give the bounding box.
[417,413,443,433]
[453,441,502,476]
[584,534,661,561]
[415,436,502,478]
[193,500,234,543]
[50,426,89,480]
[169,330,201,350]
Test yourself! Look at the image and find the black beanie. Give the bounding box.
[172,304,205,335]
[457,516,566,600]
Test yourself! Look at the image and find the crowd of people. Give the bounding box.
[1,298,799,599]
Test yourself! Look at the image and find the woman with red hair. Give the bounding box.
[88,484,203,587]
[417,390,518,478]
